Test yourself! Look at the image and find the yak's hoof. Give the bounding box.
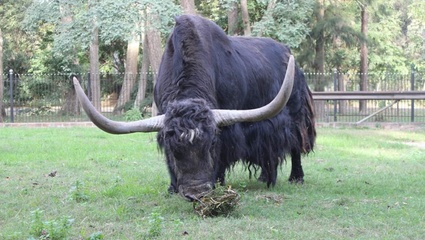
[257,174,268,183]
[168,185,178,194]
[289,177,304,184]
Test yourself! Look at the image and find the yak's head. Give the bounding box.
[158,99,219,200]
[71,55,295,201]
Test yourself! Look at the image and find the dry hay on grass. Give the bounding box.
[193,186,240,218]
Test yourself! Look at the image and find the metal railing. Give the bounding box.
[306,70,425,123]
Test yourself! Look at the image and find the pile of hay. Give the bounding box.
[193,186,240,218]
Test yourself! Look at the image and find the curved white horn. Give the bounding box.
[213,55,295,126]
[73,77,164,134]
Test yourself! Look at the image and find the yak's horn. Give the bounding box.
[213,55,295,126]
[73,77,164,134]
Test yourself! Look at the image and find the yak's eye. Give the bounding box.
[173,149,185,160]
[165,130,176,138]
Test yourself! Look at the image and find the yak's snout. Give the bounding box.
[179,183,213,202]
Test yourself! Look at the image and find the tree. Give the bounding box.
[0,28,3,122]
[240,0,251,35]
[134,32,150,110]
[251,0,314,48]
[24,0,180,115]
[90,25,101,111]
[407,0,425,72]
[23,1,88,71]
[297,1,363,73]
[145,4,171,116]
[313,0,325,92]
[114,34,140,113]
[23,0,101,112]
[96,0,179,116]
[253,0,276,37]
[1,0,34,73]
[181,0,196,14]
[227,0,239,35]
[97,1,143,114]
[358,1,368,112]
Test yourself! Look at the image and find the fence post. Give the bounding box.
[410,66,415,122]
[333,70,338,122]
[9,69,14,123]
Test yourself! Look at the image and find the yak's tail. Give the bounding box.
[297,70,316,154]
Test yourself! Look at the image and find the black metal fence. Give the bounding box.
[1,70,425,124]
[306,70,425,123]
[1,71,155,123]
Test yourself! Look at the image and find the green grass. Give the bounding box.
[1,126,425,239]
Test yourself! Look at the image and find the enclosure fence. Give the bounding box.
[1,70,425,124]
[305,70,425,123]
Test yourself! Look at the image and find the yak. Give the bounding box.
[73,14,316,201]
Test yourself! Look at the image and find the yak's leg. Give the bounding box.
[288,149,304,183]
[216,166,226,186]
[166,156,178,194]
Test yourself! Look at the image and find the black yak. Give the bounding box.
[73,15,316,201]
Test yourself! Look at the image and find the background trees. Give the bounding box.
[1,0,424,120]
[22,0,179,115]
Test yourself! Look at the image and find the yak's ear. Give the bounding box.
[175,15,182,26]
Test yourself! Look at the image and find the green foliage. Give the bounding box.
[252,0,314,48]
[124,107,142,121]
[29,209,74,240]
[146,208,164,238]
[138,95,154,116]
[407,1,425,71]
[96,0,180,43]
[0,0,34,73]
[197,0,229,27]
[3,0,425,102]
[69,180,90,203]
[296,1,362,73]
[22,0,180,71]
[366,2,408,74]
[87,232,104,240]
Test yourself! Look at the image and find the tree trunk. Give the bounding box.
[338,71,347,114]
[0,28,4,122]
[180,0,196,14]
[60,84,80,116]
[312,0,326,120]
[146,16,163,116]
[59,12,79,116]
[240,0,251,36]
[114,36,140,113]
[227,1,238,35]
[90,26,101,111]
[359,4,368,113]
[134,33,150,110]
[313,0,325,91]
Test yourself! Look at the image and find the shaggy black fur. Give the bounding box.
[155,15,316,191]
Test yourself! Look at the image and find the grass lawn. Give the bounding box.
[1,126,425,239]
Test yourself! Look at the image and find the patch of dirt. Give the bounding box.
[402,141,425,149]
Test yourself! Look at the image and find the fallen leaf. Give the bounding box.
[48,171,57,177]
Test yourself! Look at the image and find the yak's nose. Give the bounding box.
[183,193,199,202]
[179,183,213,202]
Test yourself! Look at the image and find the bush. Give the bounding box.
[124,108,142,121]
